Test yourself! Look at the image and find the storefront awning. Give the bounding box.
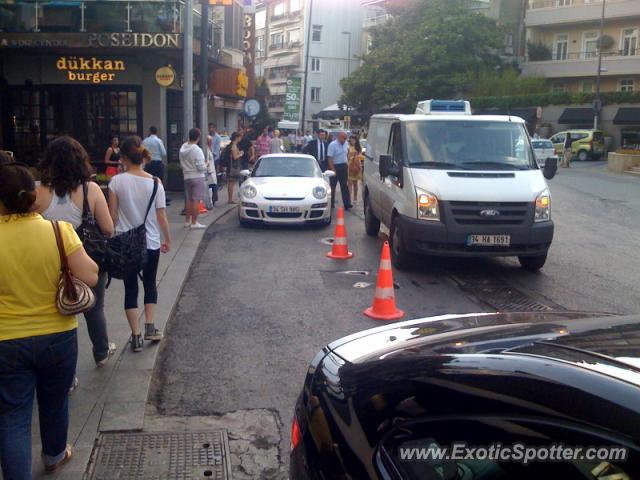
[613,108,640,126]
[474,107,537,123]
[558,108,594,125]
[262,54,299,69]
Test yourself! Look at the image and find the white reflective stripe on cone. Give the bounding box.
[336,217,345,226]
[333,237,347,245]
[379,259,392,270]
[375,287,395,299]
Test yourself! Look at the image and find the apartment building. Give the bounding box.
[255,0,363,128]
[522,0,640,94]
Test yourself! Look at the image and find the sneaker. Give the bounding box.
[131,334,143,352]
[184,222,191,228]
[44,444,73,473]
[68,376,79,395]
[144,327,163,342]
[96,342,117,368]
[190,222,206,230]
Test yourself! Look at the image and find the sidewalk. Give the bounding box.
[26,197,236,480]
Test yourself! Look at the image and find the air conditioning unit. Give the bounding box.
[415,99,471,115]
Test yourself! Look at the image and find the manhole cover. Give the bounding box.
[88,431,230,480]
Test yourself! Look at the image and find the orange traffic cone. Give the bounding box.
[327,207,353,259]
[364,241,404,321]
[198,200,208,214]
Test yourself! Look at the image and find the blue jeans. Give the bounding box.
[0,329,78,480]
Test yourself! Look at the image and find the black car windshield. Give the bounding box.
[252,156,320,178]
[405,120,536,170]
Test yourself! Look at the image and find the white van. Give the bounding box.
[363,103,558,271]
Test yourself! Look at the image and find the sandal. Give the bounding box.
[44,444,73,473]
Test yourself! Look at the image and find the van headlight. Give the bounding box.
[312,186,327,199]
[535,189,551,222]
[242,185,257,199]
[416,188,440,221]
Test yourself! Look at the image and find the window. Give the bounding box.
[256,36,265,57]
[273,1,285,17]
[552,81,567,93]
[0,4,37,32]
[619,79,635,92]
[580,80,595,93]
[556,0,572,5]
[583,31,598,59]
[130,3,179,34]
[310,87,321,103]
[271,32,284,49]
[621,28,638,56]
[224,2,244,50]
[389,122,404,170]
[85,3,128,33]
[290,0,302,12]
[312,25,322,42]
[38,4,81,32]
[311,57,321,72]
[554,33,568,60]
[255,10,266,29]
[287,28,300,45]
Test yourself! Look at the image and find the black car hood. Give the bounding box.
[327,312,640,378]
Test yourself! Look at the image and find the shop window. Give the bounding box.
[38,4,81,32]
[552,81,567,93]
[0,4,38,32]
[130,2,180,34]
[312,25,322,42]
[85,3,128,33]
[310,87,321,103]
[619,79,635,92]
[580,80,594,93]
[7,89,42,166]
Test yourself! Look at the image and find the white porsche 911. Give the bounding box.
[238,154,335,226]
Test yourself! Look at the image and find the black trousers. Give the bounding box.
[123,249,160,310]
[330,163,351,208]
[144,161,165,181]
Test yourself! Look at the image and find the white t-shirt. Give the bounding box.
[108,173,166,250]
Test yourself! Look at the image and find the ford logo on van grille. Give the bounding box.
[480,209,501,217]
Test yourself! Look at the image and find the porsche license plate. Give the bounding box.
[466,234,511,246]
[269,206,300,213]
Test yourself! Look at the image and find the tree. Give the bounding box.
[469,67,548,97]
[340,0,503,114]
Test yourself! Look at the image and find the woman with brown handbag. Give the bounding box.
[0,163,98,478]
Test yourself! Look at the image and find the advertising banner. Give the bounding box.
[283,77,301,123]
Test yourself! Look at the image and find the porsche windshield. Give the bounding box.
[252,156,320,178]
[405,120,536,170]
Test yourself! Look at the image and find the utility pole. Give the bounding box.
[183,0,194,139]
[593,0,606,130]
[199,1,209,157]
[300,0,314,132]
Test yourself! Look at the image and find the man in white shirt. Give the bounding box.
[327,131,352,210]
[143,126,170,204]
[179,128,208,229]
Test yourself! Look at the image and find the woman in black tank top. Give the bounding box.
[105,136,121,177]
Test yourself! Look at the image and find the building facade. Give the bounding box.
[0,1,247,168]
[255,0,363,129]
[521,0,640,147]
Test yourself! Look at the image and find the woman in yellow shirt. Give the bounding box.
[0,162,98,478]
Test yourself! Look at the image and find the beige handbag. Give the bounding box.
[52,220,96,316]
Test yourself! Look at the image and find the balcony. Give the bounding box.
[522,49,640,78]
[363,13,392,28]
[269,11,302,26]
[526,0,640,28]
[269,41,302,54]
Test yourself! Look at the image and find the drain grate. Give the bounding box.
[89,431,230,480]
[451,274,559,312]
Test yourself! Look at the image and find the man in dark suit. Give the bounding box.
[302,129,329,172]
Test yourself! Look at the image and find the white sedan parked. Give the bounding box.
[238,154,334,226]
[532,139,558,167]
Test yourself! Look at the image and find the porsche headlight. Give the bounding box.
[535,189,551,223]
[242,184,257,199]
[312,186,327,199]
[416,188,440,221]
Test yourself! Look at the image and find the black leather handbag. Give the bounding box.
[106,177,158,281]
[76,182,107,269]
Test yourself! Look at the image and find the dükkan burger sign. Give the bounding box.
[57,56,125,84]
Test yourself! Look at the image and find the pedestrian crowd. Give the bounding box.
[0,130,172,479]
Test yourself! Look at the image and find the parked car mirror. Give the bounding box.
[379,154,392,177]
[543,157,558,180]
[323,170,336,178]
[239,169,251,177]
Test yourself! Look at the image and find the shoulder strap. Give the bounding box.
[81,182,91,220]
[52,220,69,273]
[142,176,159,224]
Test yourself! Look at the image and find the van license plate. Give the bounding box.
[466,234,510,246]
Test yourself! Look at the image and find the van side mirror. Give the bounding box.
[379,154,391,177]
[543,157,557,180]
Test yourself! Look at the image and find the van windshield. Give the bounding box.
[405,121,536,170]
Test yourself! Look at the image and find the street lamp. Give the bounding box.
[593,0,606,130]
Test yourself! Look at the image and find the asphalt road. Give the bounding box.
[151,161,640,478]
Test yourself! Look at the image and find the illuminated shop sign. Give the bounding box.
[56,56,125,84]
